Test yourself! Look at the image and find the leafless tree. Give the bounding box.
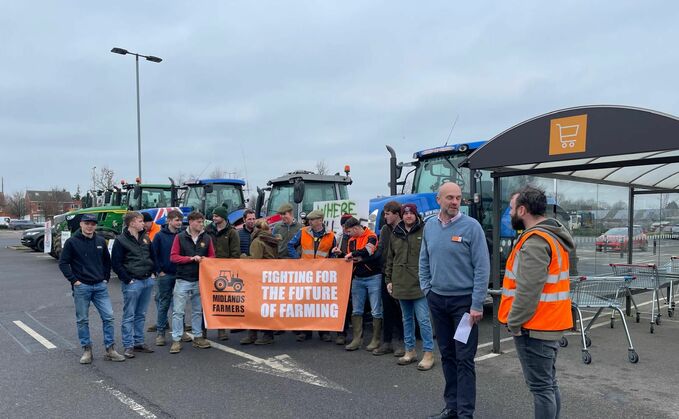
[0,192,6,209]
[315,160,328,175]
[6,191,28,218]
[94,166,116,190]
[42,187,69,221]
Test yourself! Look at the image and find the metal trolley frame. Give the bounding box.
[560,276,638,365]
[610,263,671,333]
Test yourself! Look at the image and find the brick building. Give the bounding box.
[25,190,79,222]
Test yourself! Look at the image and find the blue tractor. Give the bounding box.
[181,178,247,225]
[369,140,571,239]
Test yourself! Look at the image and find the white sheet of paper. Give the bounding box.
[454,312,472,344]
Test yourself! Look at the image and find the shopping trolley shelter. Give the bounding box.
[461,105,679,362]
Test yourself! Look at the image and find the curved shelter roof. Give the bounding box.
[461,105,679,191]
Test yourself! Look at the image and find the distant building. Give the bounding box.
[25,190,80,222]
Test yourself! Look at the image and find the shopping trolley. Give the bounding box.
[610,263,670,333]
[560,276,638,364]
[556,123,579,148]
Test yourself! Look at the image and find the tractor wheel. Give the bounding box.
[233,282,243,292]
[214,278,227,291]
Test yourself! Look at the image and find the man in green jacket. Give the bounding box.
[385,203,434,370]
[205,206,240,341]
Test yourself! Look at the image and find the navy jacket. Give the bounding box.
[58,231,111,285]
[152,224,179,275]
[239,226,254,255]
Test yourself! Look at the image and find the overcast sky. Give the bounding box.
[2,1,678,202]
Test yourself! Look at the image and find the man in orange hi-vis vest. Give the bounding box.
[499,186,575,419]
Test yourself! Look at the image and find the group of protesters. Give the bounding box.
[58,182,572,419]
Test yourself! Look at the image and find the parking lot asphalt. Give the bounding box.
[1,229,678,418]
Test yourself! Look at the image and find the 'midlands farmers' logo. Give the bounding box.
[212,269,245,316]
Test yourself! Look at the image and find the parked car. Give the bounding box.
[595,226,648,252]
[21,227,46,252]
[0,217,10,229]
[660,225,679,240]
[9,219,42,230]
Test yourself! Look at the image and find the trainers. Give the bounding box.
[147,324,157,332]
[181,332,192,342]
[133,344,155,353]
[217,329,229,341]
[254,335,274,345]
[192,337,211,349]
[123,347,136,359]
[105,345,126,362]
[155,335,166,346]
[170,341,182,354]
[79,346,93,364]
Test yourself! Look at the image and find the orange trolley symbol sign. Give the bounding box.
[549,114,587,155]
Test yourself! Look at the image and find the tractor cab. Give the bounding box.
[256,169,352,221]
[181,178,247,225]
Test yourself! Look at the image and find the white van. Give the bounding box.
[0,217,10,229]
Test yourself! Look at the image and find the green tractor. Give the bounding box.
[50,181,179,259]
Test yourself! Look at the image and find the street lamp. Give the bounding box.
[110,47,163,182]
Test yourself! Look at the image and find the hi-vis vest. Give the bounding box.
[498,228,572,331]
[300,227,334,259]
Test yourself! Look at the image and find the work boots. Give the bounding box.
[217,329,229,341]
[255,332,274,345]
[79,346,93,364]
[372,341,393,356]
[417,351,435,371]
[105,345,126,362]
[366,318,382,351]
[345,316,363,351]
[240,330,258,345]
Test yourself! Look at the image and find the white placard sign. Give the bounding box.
[313,199,369,237]
[61,231,71,248]
[44,221,52,254]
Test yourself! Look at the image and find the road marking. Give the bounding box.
[95,380,157,418]
[191,334,349,392]
[13,320,56,349]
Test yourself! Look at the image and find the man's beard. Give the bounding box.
[511,213,525,231]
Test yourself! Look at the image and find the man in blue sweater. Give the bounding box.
[58,213,126,364]
[420,182,490,419]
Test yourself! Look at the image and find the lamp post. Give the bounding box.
[110,47,162,182]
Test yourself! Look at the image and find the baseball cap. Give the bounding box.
[81,214,98,223]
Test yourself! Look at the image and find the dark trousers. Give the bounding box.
[514,335,561,419]
[427,292,478,419]
[381,280,403,342]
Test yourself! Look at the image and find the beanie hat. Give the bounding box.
[340,213,353,226]
[401,203,418,217]
[212,206,229,220]
[142,212,153,222]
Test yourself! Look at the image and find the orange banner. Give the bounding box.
[199,258,353,331]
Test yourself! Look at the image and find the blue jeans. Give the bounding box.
[156,274,176,334]
[351,274,383,318]
[121,277,154,348]
[72,281,115,348]
[427,292,478,419]
[514,335,561,419]
[172,279,203,341]
[399,297,434,352]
